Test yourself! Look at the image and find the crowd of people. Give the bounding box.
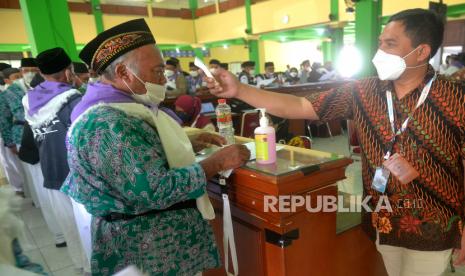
[0,7,463,276]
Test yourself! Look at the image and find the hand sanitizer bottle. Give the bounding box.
[254,108,276,164]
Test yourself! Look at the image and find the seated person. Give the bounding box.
[285,67,300,85]
[186,62,205,95]
[165,58,187,96]
[238,61,256,85]
[220,62,229,71]
[175,95,215,131]
[209,59,221,74]
[256,62,280,88]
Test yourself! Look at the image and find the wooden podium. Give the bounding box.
[203,141,354,276]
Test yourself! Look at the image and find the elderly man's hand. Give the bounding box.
[204,68,241,99]
[192,133,226,152]
[200,144,250,179]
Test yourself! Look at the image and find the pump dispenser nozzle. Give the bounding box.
[256,108,268,127]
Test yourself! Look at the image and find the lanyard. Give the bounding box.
[384,74,436,159]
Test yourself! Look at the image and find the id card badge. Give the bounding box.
[383,153,419,185]
[372,167,390,193]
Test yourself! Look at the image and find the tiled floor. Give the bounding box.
[17,198,81,276]
[11,134,465,275]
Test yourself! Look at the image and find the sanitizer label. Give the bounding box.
[255,134,269,161]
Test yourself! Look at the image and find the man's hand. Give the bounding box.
[8,145,18,155]
[453,228,465,267]
[192,133,226,152]
[205,68,242,99]
[200,144,250,179]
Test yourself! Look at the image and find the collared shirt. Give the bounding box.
[306,66,465,250]
[0,82,26,145]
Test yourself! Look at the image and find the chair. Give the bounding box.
[240,110,260,138]
[306,121,333,139]
[347,119,361,160]
[287,136,312,149]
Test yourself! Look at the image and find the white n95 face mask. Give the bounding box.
[124,68,166,106]
[23,72,36,85]
[372,47,422,81]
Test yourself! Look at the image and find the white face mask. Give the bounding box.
[249,70,255,76]
[189,71,199,77]
[290,72,298,78]
[164,70,175,78]
[123,68,166,106]
[88,77,99,83]
[23,72,36,85]
[372,47,423,81]
[209,68,217,74]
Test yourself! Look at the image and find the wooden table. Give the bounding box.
[200,138,386,276]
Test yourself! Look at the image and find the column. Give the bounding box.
[245,0,260,72]
[322,40,332,63]
[19,0,78,60]
[193,48,204,61]
[91,0,104,34]
[355,0,382,77]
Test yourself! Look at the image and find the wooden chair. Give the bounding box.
[240,110,260,138]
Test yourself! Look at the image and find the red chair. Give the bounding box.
[240,110,260,138]
[347,120,361,160]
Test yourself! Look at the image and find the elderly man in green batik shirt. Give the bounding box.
[61,18,250,275]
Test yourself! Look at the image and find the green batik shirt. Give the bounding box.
[61,106,220,276]
[1,82,26,145]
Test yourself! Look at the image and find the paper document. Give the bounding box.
[194,57,214,78]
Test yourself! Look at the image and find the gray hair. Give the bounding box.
[101,50,139,81]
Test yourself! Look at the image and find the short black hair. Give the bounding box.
[220,63,229,70]
[388,8,444,57]
[209,59,220,65]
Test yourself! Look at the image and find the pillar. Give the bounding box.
[245,0,260,73]
[355,0,382,77]
[322,40,332,63]
[193,48,204,61]
[331,28,344,62]
[19,0,78,60]
[91,0,104,34]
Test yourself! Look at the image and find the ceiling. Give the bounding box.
[67,0,225,9]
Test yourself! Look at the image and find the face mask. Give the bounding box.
[209,68,217,74]
[88,77,99,83]
[189,71,199,77]
[175,111,191,123]
[23,72,36,85]
[290,72,298,78]
[249,70,255,76]
[372,47,422,80]
[164,70,175,78]
[123,68,166,106]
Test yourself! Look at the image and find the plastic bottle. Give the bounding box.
[254,108,276,164]
[216,99,235,145]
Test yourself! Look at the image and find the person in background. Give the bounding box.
[209,59,221,74]
[20,58,39,91]
[0,67,25,197]
[220,62,229,71]
[307,62,324,82]
[18,75,67,250]
[170,57,189,77]
[238,61,256,85]
[1,64,42,203]
[299,59,311,84]
[72,62,90,93]
[165,58,187,96]
[175,95,215,131]
[439,55,453,74]
[319,61,339,81]
[0,63,11,91]
[285,67,300,85]
[88,68,99,84]
[256,62,280,88]
[23,47,89,274]
[187,62,204,95]
[61,18,249,275]
[207,9,465,276]
[443,54,464,77]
